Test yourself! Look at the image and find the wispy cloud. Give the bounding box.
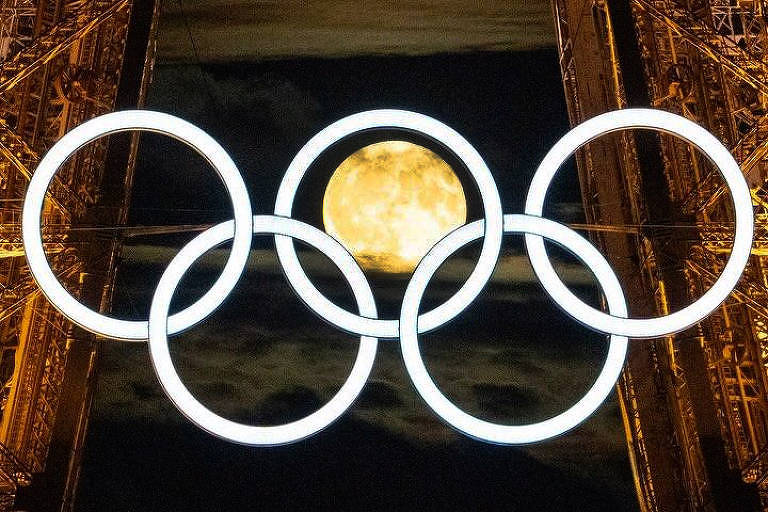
[122,244,597,288]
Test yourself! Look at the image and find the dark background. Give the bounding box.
[75,2,640,510]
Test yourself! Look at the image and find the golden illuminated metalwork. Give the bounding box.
[0,0,157,509]
[553,0,768,509]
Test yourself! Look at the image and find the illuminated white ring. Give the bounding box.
[21,110,253,340]
[524,109,753,338]
[400,214,628,444]
[148,215,378,446]
[274,110,503,339]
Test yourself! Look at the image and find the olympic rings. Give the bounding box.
[22,111,253,340]
[21,107,754,446]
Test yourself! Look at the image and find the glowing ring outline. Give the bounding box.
[21,111,253,341]
[524,109,754,338]
[400,214,628,444]
[148,215,378,446]
[274,109,503,339]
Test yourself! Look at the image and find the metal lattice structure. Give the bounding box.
[553,0,768,509]
[0,0,157,509]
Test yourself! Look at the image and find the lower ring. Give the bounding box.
[399,214,628,444]
[147,215,378,446]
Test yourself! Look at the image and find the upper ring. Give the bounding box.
[274,109,504,339]
[22,110,253,340]
[524,108,754,338]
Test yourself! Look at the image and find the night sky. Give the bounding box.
[75,3,639,510]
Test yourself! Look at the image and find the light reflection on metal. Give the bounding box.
[0,0,146,505]
[554,0,768,507]
[21,108,753,446]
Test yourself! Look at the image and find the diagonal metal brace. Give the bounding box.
[0,0,131,94]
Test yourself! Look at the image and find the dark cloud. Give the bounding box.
[128,50,576,231]
[121,246,599,287]
[78,416,632,511]
[81,255,636,509]
[473,382,541,414]
[159,0,555,62]
[356,381,404,409]
[130,381,162,400]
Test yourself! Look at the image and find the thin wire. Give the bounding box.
[19,221,750,232]
[176,0,219,107]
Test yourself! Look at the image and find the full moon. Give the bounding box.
[322,141,467,274]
